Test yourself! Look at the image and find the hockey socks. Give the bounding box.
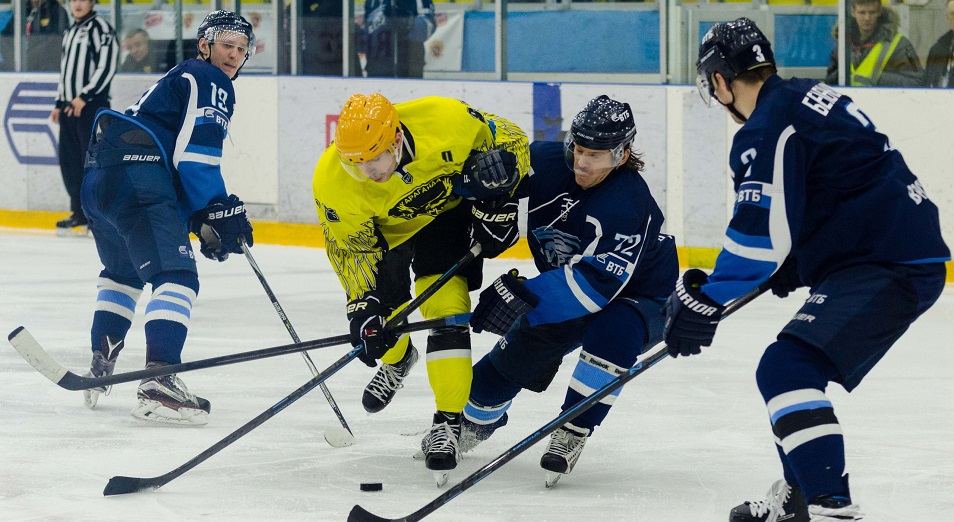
[758,339,848,502]
[90,275,144,351]
[561,350,630,433]
[144,271,198,365]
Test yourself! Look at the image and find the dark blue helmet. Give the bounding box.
[696,18,775,106]
[197,10,256,60]
[564,95,636,166]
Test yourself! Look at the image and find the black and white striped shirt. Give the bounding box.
[56,12,118,108]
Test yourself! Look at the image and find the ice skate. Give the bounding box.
[131,364,211,426]
[421,411,462,487]
[808,497,863,521]
[362,344,418,413]
[541,423,589,488]
[459,412,508,453]
[55,214,89,237]
[729,479,808,522]
[83,337,124,409]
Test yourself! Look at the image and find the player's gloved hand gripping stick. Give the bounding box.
[189,194,253,261]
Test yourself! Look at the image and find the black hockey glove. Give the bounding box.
[190,194,253,262]
[469,196,519,259]
[347,292,398,367]
[454,149,520,201]
[471,269,539,336]
[663,269,726,358]
[768,256,804,298]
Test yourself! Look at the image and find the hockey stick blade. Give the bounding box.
[103,476,161,496]
[349,282,770,522]
[8,313,471,391]
[103,348,361,496]
[349,506,397,522]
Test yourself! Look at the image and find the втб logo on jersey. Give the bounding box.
[4,82,59,165]
[389,176,454,220]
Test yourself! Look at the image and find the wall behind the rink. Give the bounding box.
[0,73,951,279]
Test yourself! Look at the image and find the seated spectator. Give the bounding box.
[120,28,155,73]
[825,0,922,87]
[924,0,954,87]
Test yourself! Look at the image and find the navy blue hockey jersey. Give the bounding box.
[519,141,678,326]
[123,58,235,217]
[704,75,950,304]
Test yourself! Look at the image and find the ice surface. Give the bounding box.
[1,230,952,521]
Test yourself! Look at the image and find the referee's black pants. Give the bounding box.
[58,99,109,218]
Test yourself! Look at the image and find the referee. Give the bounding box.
[49,0,117,235]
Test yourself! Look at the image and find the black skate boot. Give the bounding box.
[56,214,88,237]
[540,422,590,488]
[421,410,462,487]
[83,336,124,409]
[361,343,418,413]
[131,362,211,426]
[807,476,863,521]
[459,411,508,453]
[730,479,809,522]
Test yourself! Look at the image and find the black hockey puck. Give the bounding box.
[360,482,383,492]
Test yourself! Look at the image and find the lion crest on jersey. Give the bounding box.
[531,226,581,268]
[388,176,455,220]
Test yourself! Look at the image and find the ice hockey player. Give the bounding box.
[664,17,950,521]
[460,95,678,487]
[79,10,257,426]
[312,93,529,485]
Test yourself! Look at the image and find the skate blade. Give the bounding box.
[131,399,209,426]
[83,388,102,409]
[434,470,449,487]
[323,428,355,448]
[545,471,563,488]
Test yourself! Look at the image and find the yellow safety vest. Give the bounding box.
[850,33,903,86]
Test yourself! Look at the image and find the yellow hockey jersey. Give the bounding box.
[313,96,530,300]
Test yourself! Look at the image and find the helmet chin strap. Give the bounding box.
[717,82,748,123]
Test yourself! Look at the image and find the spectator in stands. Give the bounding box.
[825,0,922,87]
[924,0,954,87]
[24,0,70,71]
[363,0,435,78]
[301,0,342,75]
[120,28,156,73]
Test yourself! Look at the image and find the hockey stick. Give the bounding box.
[348,281,770,522]
[241,240,355,448]
[7,314,469,391]
[102,243,482,496]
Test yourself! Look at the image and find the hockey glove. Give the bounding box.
[190,194,253,262]
[471,270,539,336]
[454,149,520,201]
[663,269,726,358]
[347,292,398,367]
[469,196,520,259]
[768,256,804,298]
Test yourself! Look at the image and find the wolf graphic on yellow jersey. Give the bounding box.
[313,96,530,301]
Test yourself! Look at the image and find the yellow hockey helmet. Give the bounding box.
[335,93,401,164]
